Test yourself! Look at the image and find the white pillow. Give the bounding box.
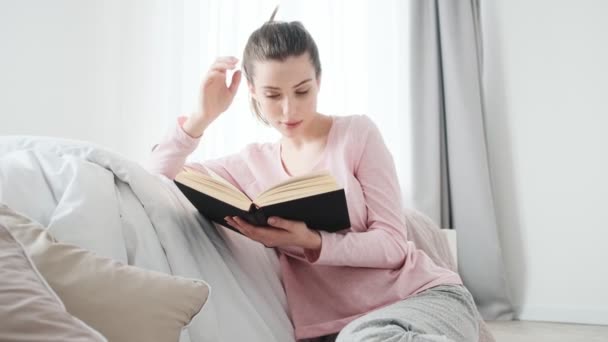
[0,204,210,342]
[0,223,106,342]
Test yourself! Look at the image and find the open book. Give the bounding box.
[174,166,351,233]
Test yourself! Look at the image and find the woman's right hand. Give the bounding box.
[183,56,242,138]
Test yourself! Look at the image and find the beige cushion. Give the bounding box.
[0,223,106,342]
[404,208,458,272]
[0,204,210,342]
[403,208,495,342]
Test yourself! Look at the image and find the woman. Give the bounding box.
[149,18,481,342]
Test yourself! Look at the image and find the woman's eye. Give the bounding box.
[265,94,280,99]
[295,90,309,96]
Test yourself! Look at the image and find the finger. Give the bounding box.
[224,216,236,227]
[204,71,236,90]
[232,216,259,231]
[204,70,225,83]
[209,62,237,73]
[228,70,242,94]
[225,217,245,233]
[232,217,271,239]
[232,217,274,246]
[267,216,296,231]
[214,56,239,64]
[211,56,238,68]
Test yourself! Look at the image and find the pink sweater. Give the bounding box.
[148,115,462,339]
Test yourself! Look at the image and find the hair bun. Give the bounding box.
[269,5,279,22]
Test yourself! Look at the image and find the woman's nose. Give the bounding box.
[281,97,295,116]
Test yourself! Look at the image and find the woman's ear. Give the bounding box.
[316,75,321,89]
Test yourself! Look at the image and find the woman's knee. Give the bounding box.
[337,317,442,342]
[336,314,468,342]
[337,322,454,342]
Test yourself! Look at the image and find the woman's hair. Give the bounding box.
[242,7,321,124]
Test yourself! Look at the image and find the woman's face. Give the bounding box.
[249,53,320,138]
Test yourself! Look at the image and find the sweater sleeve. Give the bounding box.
[146,116,202,180]
[146,116,247,192]
[304,116,409,269]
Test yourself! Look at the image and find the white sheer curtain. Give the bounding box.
[169,0,413,204]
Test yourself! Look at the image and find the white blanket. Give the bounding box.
[0,136,295,342]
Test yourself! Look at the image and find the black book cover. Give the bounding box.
[175,181,351,233]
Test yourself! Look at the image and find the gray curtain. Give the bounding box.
[409,0,513,320]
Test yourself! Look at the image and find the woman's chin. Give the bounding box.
[277,121,304,136]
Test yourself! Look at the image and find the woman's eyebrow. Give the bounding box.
[292,79,312,88]
[262,78,312,90]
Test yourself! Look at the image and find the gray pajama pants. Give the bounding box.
[302,285,480,342]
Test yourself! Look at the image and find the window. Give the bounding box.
[173,0,412,199]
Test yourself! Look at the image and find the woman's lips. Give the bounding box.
[282,120,303,129]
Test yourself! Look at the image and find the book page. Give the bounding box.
[255,171,341,206]
[202,166,244,195]
[176,167,252,210]
[259,171,332,194]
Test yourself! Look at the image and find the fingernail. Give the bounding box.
[268,218,276,224]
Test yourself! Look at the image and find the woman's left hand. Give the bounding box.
[225,216,322,250]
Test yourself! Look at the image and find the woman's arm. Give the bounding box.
[147,56,242,179]
[304,116,410,269]
[146,116,203,179]
[224,116,411,269]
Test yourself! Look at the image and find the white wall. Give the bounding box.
[483,0,608,325]
[0,1,174,164]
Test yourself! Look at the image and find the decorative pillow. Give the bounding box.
[0,223,106,342]
[0,204,210,342]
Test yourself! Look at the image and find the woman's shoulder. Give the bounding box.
[332,114,377,137]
